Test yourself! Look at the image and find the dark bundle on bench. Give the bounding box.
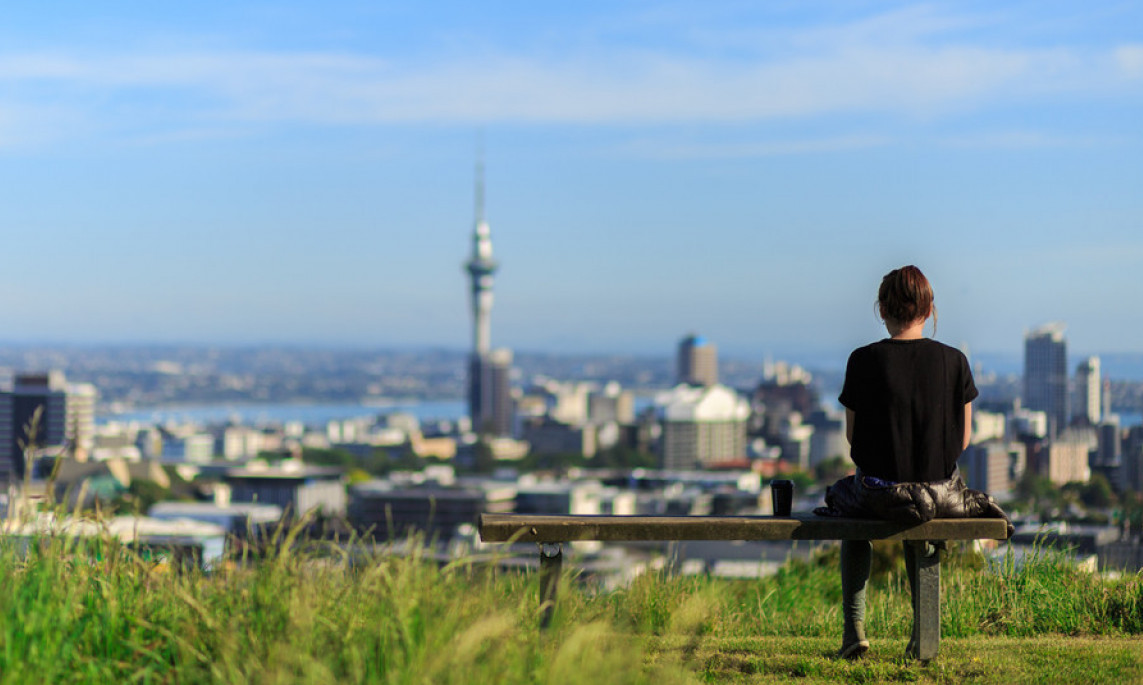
[479,513,1010,661]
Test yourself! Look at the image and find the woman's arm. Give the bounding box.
[963,403,973,451]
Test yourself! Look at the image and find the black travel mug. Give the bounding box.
[770,479,793,516]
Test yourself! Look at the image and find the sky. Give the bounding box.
[1,1,1141,365]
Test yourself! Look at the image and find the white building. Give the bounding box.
[1010,409,1049,439]
[972,410,1006,444]
[65,382,97,462]
[548,381,594,426]
[1046,440,1091,485]
[159,426,214,464]
[587,382,635,424]
[1074,356,1101,425]
[657,384,751,470]
[219,425,266,461]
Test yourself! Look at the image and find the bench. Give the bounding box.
[479,512,1010,661]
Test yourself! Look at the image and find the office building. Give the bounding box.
[522,417,597,459]
[807,410,847,467]
[587,382,635,424]
[964,441,1026,500]
[216,425,267,461]
[0,372,97,484]
[1045,440,1090,485]
[347,483,492,540]
[1094,416,1122,469]
[1121,426,1143,493]
[657,384,750,469]
[677,334,718,387]
[467,348,514,436]
[158,428,214,464]
[486,348,514,436]
[148,501,283,539]
[1074,356,1101,425]
[224,463,346,517]
[1024,323,1068,436]
[1010,409,1048,439]
[972,410,1006,443]
[515,481,636,516]
[547,381,592,426]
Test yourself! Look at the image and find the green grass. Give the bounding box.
[678,635,1143,684]
[0,533,1139,684]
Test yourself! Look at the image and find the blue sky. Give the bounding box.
[1,1,1141,363]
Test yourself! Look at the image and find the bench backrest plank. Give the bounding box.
[479,513,1009,543]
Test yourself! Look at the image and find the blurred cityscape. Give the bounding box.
[2,170,1143,581]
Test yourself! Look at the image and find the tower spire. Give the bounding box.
[475,137,485,226]
[465,148,498,431]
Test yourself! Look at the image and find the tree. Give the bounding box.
[814,456,853,484]
[301,447,357,469]
[470,441,496,474]
[346,468,372,485]
[591,446,658,470]
[516,451,586,473]
[109,479,171,515]
[1079,474,1116,509]
[1012,472,1059,513]
[784,469,816,492]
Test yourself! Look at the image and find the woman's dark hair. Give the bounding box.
[877,265,935,330]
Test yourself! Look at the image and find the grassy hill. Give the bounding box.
[0,533,1140,684]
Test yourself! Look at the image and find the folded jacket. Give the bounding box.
[813,469,1014,539]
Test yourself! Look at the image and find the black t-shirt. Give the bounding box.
[838,338,978,482]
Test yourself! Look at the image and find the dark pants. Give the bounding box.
[840,540,917,644]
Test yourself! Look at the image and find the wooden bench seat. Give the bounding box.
[479,513,1010,661]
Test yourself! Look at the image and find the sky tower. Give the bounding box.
[465,158,499,431]
[466,159,497,357]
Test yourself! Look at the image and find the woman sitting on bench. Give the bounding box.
[828,265,982,660]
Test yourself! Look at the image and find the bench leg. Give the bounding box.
[906,541,941,661]
[539,542,563,629]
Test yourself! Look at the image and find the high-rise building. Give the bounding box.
[0,372,96,483]
[1023,323,1068,436]
[587,382,635,424]
[463,159,513,436]
[1121,426,1143,493]
[66,381,97,462]
[657,384,750,470]
[677,334,718,387]
[1094,416,1122,474]
[1045,440,1090,485]
[484,348,514,436]
[1074,356,1101,425]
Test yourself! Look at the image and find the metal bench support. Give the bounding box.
[539,542,563,628]
[907,540,941,661]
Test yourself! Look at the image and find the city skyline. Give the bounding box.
[2,2,1142,358]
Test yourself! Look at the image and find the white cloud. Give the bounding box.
[0,45,1121,124]
[0,9,1140,145]
[936,130,1132,149]
[617,134,891,159]
[0,102,86,149]
[1117,44,1143,77]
